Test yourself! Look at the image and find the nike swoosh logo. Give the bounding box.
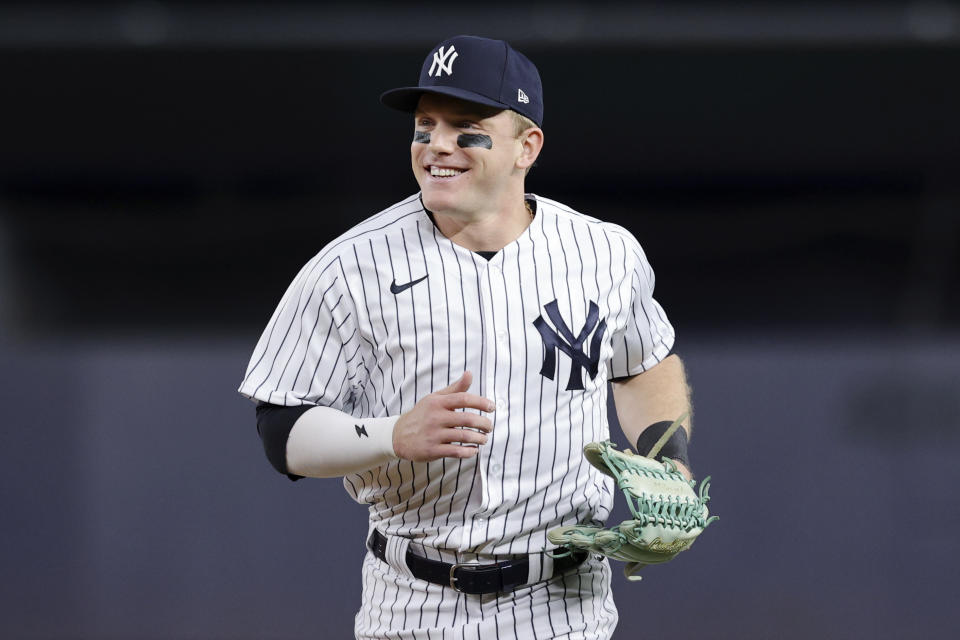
[390,274,428,294]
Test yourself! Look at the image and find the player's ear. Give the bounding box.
[516,127,544,171]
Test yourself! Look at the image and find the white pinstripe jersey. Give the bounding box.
[239,192,674,556]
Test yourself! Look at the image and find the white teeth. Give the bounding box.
[430,166,464,177]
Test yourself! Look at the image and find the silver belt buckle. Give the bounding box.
[449,562,481,592]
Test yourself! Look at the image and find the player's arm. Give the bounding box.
[256,371,494,479]
[611,354,694,478]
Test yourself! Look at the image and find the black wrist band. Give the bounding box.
[635,420,690,469]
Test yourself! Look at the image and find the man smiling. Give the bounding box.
[240,35,695,639]
[409,94,541,244]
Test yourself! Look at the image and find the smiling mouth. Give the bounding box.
[429,166,467,178]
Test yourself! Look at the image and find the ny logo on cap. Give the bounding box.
[428,45,458,77]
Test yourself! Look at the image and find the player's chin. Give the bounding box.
[420,186,465,213]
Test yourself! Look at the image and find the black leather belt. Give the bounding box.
[368,529,587,595]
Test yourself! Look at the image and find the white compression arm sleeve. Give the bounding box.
[285,406,399,478]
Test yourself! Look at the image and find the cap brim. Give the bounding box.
[380,85,508,114]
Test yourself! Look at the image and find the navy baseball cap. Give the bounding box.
[380,35,544,127]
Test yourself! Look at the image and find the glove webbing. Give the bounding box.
[597,441,715,531]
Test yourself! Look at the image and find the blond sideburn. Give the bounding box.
[512,111,538,136]
[512,111,539,175]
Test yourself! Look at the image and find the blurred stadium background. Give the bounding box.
[1,2,958,638]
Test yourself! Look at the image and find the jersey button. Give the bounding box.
[497,330,507,344]
[495,398,506,410]
[491,462,502,473]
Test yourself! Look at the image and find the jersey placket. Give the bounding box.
[461,250,508,550]
[460,252,491,549]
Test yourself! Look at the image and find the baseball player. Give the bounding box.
[239,35,695,639]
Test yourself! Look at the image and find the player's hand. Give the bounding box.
[673,460,693,482]
[393,371,495,462]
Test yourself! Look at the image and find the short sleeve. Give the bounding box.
[238,253,367,412]
[608,232,675,378]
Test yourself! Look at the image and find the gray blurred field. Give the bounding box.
[2,337,957,638]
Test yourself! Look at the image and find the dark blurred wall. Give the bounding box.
[1,2,959,638]
[2,4,958,337]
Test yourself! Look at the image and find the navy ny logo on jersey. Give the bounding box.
[534,300,606,391]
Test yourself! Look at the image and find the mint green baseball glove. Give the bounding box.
[547,419,717,581]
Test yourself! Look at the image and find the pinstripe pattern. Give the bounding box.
[239,193,674,638]
[356,552,618,640]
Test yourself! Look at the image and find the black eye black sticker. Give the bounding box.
[457,134,493,149]
[413,131,430,144]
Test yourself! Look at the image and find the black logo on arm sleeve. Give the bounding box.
[355,424,368,438]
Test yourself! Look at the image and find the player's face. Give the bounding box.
[411,94,526,217]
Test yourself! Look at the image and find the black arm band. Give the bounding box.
[635,420,691,469]
[255,402,313,481]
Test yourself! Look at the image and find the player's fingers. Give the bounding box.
[436,444,480,459]
[440,392,495,413]
[439,428,488,446]
[436,371,472,395]
[442,412,493,433]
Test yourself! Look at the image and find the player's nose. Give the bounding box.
[428,122,458,154]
